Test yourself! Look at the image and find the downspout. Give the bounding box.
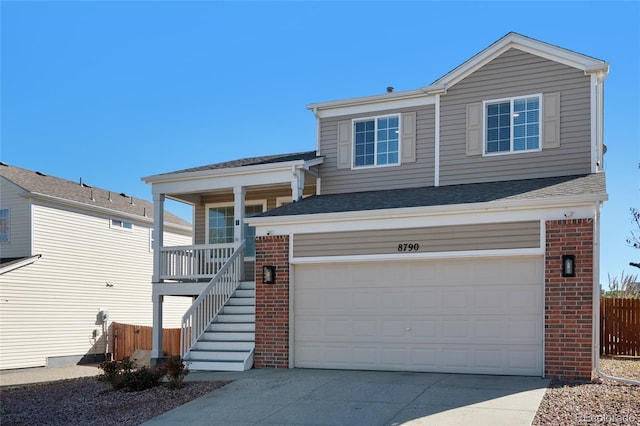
[312,107,322,195]
[592,203,640,385]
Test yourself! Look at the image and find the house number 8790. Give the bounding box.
[397,243,420,252]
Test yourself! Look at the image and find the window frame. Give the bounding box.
[149,228,154,252]
[351,114,401,169]
[205,200,267,259]
[0,208,10,243]
[483,93,542,156]
[110,218,134,231]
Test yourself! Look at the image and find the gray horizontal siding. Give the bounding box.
[439,48,592,185]
[319,105,435,195]
[293,221,540,257]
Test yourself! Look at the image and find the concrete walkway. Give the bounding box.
[144,368,549,426]
[0,364,101,388]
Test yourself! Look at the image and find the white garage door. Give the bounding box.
[294,256,543,376]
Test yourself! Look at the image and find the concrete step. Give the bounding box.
[188,350,251,362]
[202,331,255,341]
[234,289,255,298]
[193,341,254,351]
[222,305,254,315]
[227,297,255,306]
[217,314,255,323]
[186,360,247,372]
[238,281,255,290]
[209,322,255,332]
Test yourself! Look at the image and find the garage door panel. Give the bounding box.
[297,315,540,345]
[295,343,542,376]
[294,257,543,376]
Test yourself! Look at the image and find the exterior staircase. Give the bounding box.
[184,281,255,371]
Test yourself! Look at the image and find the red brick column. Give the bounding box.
[545,219,594,380]
[254,235,290,368]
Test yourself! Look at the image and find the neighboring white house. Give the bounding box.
[0,163,193,370]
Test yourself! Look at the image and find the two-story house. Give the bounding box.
[143,33,608,380]
[0,163,192,370]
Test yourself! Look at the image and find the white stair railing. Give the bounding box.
[180,241,246,357]
[160,243,236,281]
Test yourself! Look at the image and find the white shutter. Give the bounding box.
[466,102,483,156]
[337,120,352,169]
[542,92,560,149]
[401,112,417,163]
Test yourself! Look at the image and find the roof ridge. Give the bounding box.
[0,163,190,228]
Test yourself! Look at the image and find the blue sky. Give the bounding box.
[1,1,638,286]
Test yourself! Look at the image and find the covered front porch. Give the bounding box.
[142,151,322,367]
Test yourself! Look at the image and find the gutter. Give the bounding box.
[0,254,41,275]
[142,157,323,185]
[247,193,608,228]
[24,192,191,234]
[592,204,640,385]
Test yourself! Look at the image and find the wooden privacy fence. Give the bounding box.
[111,322,181,361]
[600,298,640,356]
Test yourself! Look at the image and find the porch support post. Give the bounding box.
[233,186,246,280]
[233,186,246,245]
[152,193,165,283]
[291,167,305,202]
[151,293,164,363]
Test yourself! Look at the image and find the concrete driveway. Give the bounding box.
[142,368,549,426]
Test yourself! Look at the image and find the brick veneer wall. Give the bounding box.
[545,219,594,380]
[254,235,290,368]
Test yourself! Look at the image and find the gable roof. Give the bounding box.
[143,151,320,181]
[0,163,190,228]
[257,174,606,218]
[423,32,609,94]
[307,32,609,113]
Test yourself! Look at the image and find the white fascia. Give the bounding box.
[422,33,609,94]
[307,90,436,119]
[247,194,605,236]
[146,158,323,196]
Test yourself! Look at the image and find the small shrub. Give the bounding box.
[121,366,165,392]
[98,357,163,392]
[160,356,189,390]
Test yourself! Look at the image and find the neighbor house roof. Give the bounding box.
[258,173,607,218]
[144,151,320,180]
[0,163,190,228]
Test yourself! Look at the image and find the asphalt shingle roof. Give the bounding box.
[152,151,319,177]
[259,174,606,217]
[0,163,190,227]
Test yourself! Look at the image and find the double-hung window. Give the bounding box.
[485,94,541,154]
[207,202,265,257]
[353,115,399,167]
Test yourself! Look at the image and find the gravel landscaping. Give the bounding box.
[1,357,638,425]
[532,356,640,425]
[0,378,230,426]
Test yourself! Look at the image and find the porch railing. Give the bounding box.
[160,243,236,281]
[180,241,246,358]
